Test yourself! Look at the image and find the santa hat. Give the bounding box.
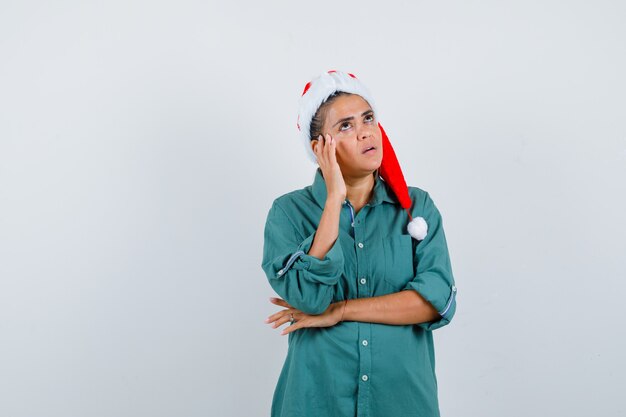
[297,70,428,241]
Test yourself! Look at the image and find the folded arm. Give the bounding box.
[340,290,439,325]
[343,191,457,329]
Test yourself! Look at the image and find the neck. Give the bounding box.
[344,170,376,210]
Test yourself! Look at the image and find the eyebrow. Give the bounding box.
[332,110,374,128]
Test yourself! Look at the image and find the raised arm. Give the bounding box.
[261,198,344,315]
[261,133,349,315]
[308,195,344,260]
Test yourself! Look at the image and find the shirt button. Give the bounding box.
[362,340,368,346]
[361,375,369,381]
[357,242,364,248]
[360,278,367,285]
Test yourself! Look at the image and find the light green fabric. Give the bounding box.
[261,167,457,417]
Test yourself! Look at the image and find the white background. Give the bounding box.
[1,1,625,416]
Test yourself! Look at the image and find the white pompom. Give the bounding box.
[407,217,428,240]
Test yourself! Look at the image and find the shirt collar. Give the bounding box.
[310,167,398,208]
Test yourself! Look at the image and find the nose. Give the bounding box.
[357,125,374,140]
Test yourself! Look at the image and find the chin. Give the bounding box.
[368,158,383,171]
[362,161,382,174]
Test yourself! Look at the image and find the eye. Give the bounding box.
[339,122,352,131]
[364,113,374,123]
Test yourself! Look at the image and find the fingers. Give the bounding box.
[324,134,335,158]
[264,302,307,334]
[266,309,287,324]
[269,311,293,329]
[281,321,301,335]
[266,303,291,320]
[313,134,336,167]
[265,297,299,328]
[323,134,332,161]
[277,311,303,335]
[326,134,338,164]
[266,309,303,334]
[269,297,291,308]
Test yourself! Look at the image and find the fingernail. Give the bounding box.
[265,318,270,322]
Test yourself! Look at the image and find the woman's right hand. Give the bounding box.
[312,133,347,203]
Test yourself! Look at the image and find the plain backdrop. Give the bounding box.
[1,1,625,416]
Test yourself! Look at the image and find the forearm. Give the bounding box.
[307,196,343,260]
[339,289,440,326]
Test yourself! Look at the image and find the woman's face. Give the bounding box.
[314,93,383,178]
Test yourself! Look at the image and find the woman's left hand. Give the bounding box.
[265,297,345,335]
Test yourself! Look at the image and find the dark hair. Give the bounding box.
[309,91,352,140]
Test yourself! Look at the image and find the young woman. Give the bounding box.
[261,70,457,417]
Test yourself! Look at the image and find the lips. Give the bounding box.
[362,146,376,154]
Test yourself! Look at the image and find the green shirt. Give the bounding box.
[261,167,457,417]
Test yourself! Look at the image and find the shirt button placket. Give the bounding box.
[351,204,372,417]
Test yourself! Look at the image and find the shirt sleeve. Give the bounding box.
[261,200,344,315]
[402,191,457,331]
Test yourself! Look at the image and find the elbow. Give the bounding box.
[300,305,329,316]
[286,284,334,315]
[431,295,457,329]
[411,284,458,331]
[291,293,333,315]
[267,278,334,315]
[267,268,337,315]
